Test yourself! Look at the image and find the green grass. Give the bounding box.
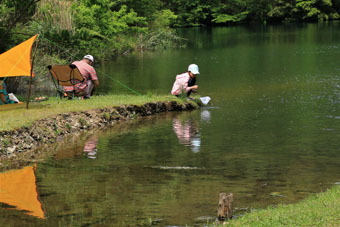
[216,186,340,226]
[0,94,183,131]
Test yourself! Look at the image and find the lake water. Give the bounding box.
[1,22,340,226]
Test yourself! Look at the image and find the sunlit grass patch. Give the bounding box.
[214,186,340,226]
[0,94,182,131]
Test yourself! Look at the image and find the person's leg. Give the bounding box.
[65,89,85,98]
[0,83,7,104]
[84,80,94,98]
[186,77,196,97]
[0,93,6,104]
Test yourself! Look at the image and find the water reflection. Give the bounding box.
[200,109,211,123]
[0,165,45,219]
[173,117,200,153]
[172,110,211,153]
[3,22,340,226]
[83,135,98,159]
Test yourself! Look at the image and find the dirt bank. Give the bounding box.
[0,101,198,170]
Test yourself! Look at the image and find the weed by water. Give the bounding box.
[79,118,87,127]
[146,91,153,98]
[103,112,110,121]
[54,128,61,136]
[128,111,138,119]
[1,138,10,146]
[65,123,72,130]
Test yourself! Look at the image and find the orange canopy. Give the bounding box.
[0,35,38,78]
[0,165,45,219]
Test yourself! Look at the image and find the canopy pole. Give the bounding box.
[0,77,7,88]
[26,38,39,109]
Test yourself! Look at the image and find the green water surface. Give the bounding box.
[1,22,340,226]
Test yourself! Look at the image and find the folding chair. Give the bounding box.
[47,64,85,99]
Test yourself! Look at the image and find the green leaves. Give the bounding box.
[151,9,178,28]
[295,0,320,20]
[212,12,248,23]
[3,0,340,63]
[292,0,337,21]
[0,0,39,52]
[71,3,148,58]
[162,0,340,25]
[73,2,146,36]
[267,0,294,21]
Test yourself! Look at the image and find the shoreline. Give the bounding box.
[0,100,199,171]
[1,99,339,226]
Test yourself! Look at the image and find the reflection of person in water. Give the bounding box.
[83,135,99,159]
[173,118,201,153]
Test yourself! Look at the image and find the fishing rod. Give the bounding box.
[39,36,143,96]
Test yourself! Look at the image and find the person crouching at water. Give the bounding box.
[171,64,199,99]
[64,55,99,99]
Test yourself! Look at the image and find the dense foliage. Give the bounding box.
[0,0,181,62]
[1,0,339,59]
[0,0,338,93]
[0,0,338,69]
[163,0,340,26]
[0,0,39,52]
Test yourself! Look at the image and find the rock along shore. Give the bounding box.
[0,101,198,165]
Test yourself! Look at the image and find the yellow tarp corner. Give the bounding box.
[0,35,38,78]
[0,165,45,219]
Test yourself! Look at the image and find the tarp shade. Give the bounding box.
[0,35,38,78]
[0,165,45,219]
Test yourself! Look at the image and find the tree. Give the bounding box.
[267,0,294,23]
[0,0,40,93]
[162,0,216,27]
[113,0,162,20]
[211,0,248,24]
[0,0,40,52]
[244,0,271,22]
[71,0,147,59]
[292,0,333,21]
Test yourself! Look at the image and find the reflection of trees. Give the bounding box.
[33,112,214,226]
[31,99,340,226]
[36,151,215,226]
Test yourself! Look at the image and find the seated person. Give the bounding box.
[0,80,14,105]
[64,55,99,98]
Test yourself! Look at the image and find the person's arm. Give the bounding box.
[90,79,99,96]
[186,85,198,92]
[93,79,99,88]
[89,67,99,90]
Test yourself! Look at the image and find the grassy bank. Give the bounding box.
[0,94,185,131]
[218,186,340,226]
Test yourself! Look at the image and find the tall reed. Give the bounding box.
[35,0,75,32]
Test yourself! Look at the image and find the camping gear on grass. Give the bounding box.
[8,93,20,103]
